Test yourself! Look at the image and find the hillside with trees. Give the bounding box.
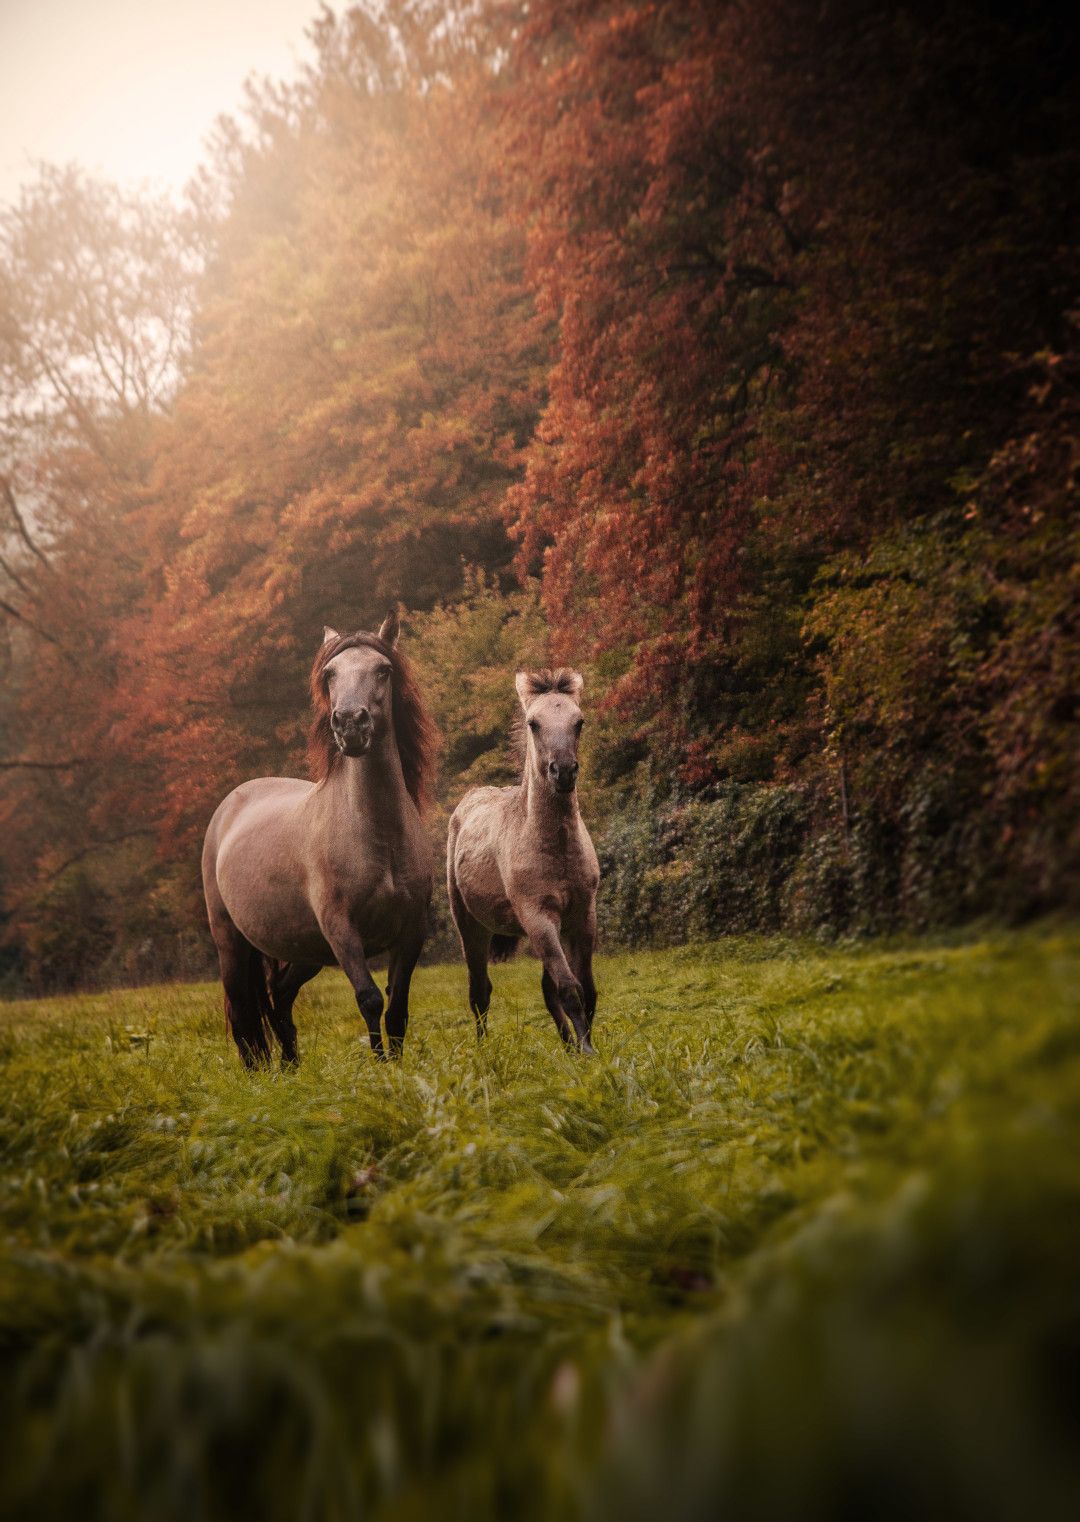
[1,0,1076,990]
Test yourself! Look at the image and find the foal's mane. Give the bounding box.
[308,631,438,811]
[518,669,581,700]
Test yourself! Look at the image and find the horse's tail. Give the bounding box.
[490,934,521,963]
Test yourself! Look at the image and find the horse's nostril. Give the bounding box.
[548,760,559,777]
[333,707,371,733]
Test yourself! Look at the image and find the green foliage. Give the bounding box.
[0,930,1077,1519]
[598,790,810,946]
[1,1,1077,984]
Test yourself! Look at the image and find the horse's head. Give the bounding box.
[308,609,437,806]
[515,668,585,795]
[319,610,400,757]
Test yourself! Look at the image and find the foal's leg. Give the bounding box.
[266,960,320,1067]
[520,910,593,1053]
[541,969,576,1047]
[567,910,598,1037]
[319,917,387,1057]
[384,923,426,1058]
[448,873,492,1037]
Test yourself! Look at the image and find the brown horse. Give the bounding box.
[446,669,599,1053]
[202,611,437,1065]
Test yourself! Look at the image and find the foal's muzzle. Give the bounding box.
[548,759,579,793]
[331,706,373,755]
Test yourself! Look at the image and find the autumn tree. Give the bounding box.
[110,2,544,867]
[0,167,197,984]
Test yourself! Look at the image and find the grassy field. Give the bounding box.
[1,929,1078,1521]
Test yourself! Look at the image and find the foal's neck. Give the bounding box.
[523,767,580,841]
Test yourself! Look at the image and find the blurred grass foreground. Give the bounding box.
[1,929,1078,1520]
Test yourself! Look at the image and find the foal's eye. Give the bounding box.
[575,719,585,734]
[527,719,539,734]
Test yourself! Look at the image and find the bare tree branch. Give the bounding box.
[0,593,60,644]
[0,475,49,565]
[0,756,87,771]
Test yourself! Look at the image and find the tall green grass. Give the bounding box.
[1,930,1078,1519]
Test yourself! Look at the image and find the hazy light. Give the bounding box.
[0,0,327,206]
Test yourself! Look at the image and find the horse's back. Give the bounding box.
[205,777,314,866]
[448,786,519,863]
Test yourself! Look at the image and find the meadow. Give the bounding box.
[1,929,1078,1521]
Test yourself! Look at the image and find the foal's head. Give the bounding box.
[515,668,585,795]
[309,609,437,809]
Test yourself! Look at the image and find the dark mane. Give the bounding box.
[308,631,439,811]
[519,668,580,698]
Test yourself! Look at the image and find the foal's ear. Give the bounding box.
[322,625,340,646]
[514,671,533,709]
[564,670,584,701]
[377,608,400,648]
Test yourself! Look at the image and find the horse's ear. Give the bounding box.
[377,608,400,648]
[514,671,533,709]
[322,625,339,646]
[565,670,584,701]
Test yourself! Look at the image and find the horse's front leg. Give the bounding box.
[320,914,386,1058]
[520,909,594,1054]
[385,922,425,1058]
[567,908,598,1037]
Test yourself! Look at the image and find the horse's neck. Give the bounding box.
[327,735,412,835]
[522,768,580,846]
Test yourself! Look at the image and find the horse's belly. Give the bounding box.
[222,870,333,965]
[457,871,522,937]
[216,836,331,965]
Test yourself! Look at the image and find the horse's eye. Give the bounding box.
[575,719,585,733]
[527,719,539,733]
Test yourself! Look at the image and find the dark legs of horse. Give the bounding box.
[447,877,492,1038]
[215,929,272,1069]
[525,913,594,1054]
[568,924,598,1038]
[321,917,387,1058]
[541,969,576,1048]
[385,929,425,1057]
[266,960,320,1066]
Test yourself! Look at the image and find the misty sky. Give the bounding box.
[0,0,328,207]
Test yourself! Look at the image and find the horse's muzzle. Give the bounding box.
[332,707,373,755]
[549,760,579,793]
[335,730,372,756]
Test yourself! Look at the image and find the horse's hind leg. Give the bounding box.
[217,930,271,1068]
[448,876,492,1037]
[385,923,426,1058]
[266,960,320,1067]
